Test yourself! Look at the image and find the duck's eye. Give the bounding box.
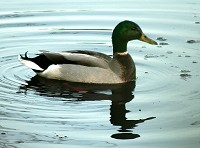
[131,27,137,31]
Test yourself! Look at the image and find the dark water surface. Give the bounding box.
[0,0,200,147]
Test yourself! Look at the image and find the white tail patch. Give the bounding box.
[18,55,44,71]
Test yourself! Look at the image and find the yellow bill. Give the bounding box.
[139,33,158,45]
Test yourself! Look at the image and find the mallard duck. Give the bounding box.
[19,20,157,84]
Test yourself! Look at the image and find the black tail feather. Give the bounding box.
[20,52,53,71]
[20,51,29,60]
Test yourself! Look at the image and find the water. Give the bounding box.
[0,0,200,147]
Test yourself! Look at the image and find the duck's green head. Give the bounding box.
[112,20,157,53]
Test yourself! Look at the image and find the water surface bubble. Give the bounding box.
[187,40,200,44]
[159,42,169,45]
[156,37,167,41]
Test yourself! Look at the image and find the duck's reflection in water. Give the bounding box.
[20,76,155,140]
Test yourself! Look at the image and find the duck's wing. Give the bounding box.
[67,50,112,61]
[19,50,112,72]
[43,50,111,68]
